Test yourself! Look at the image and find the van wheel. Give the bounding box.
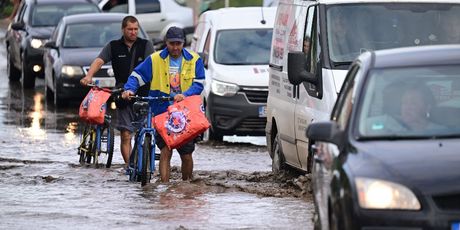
[271,132,285,174]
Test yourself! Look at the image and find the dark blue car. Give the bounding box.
[306,45,460,229]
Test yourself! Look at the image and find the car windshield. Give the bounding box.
[63,21,146,48]
[31,4,100,27]
[214,29,273,65]
[357,65,460,139]
[326,3,460,64]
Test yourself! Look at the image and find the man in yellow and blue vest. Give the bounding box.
[122,27,205,182]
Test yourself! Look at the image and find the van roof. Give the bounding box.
[199,7,276,30]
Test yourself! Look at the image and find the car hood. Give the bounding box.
[349,139,460,195]
[211,64,269,87]
[60,48,102,66]
[29,26,54,38]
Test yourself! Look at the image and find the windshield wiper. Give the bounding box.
[332,61,352,68]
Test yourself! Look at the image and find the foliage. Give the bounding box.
[209,0,263,9]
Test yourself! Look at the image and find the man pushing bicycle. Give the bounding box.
[122,27,205,182]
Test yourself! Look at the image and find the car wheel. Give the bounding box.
[21,53,35,89]
[271,131,286,174]
[53,82,63,107]
[7,46,20,82]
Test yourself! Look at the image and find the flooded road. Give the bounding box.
[0,26,314,229]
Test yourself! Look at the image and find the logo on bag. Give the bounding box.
[166,110,188,134]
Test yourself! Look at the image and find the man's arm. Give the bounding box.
[122,56,154,99]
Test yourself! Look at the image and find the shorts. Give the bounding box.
[116,104,141,133]
[155,132,195,155]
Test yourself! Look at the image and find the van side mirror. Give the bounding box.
[306,121,344,147]
[198,52,208,68]
[288,52,317,85]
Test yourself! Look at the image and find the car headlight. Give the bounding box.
[30,39,44,49]
[355,177,421,210]
[211,79,239,97]
[61,65,84,77]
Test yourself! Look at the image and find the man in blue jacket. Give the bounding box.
[122,27,205,182]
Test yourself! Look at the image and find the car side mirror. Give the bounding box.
[288,52,317,85]
[152,38,165,51]
[198,52,208,68]
[44,41,57,49]
[306,121,344,147]
[11,22,25,30]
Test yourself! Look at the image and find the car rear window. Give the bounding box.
[31,4,100,27]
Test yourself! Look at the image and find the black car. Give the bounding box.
[304,45,460,229]
[43,13,149,106]
[5,0,100,89]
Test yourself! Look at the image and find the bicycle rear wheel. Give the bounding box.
[100,126,115,168]
[141,134,152,186]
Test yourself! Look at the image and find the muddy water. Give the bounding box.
[0,31,314,229]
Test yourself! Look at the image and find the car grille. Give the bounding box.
[240,87,268,103]
[236,117,266,132]
[432,194,460,211]
[83,65,112,78]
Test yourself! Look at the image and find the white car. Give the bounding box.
[98,0,194,40]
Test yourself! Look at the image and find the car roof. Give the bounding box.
[362,45,460,69]
[61,13,127,24]
[200,7,277,30]
[26,0,95,4]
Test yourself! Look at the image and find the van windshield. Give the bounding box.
[326,3,460,64]
[214,29,273,65]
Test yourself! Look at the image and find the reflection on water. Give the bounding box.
[27,93,46,140]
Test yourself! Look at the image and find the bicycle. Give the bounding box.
[127,95,172,186]
[77,84,123,168]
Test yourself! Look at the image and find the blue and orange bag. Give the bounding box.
[154,95,210,149]
[79,87,111,125]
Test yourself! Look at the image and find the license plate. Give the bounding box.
[93,77,116,88]
[258,106,267,118]
[452,222,460,230]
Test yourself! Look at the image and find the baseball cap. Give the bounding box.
[165,26,185,43]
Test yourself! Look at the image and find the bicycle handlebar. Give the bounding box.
[129,95,173,101]
[86,83,123,95]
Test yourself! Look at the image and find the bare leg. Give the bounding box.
[120,130,132,165]
[159,147,172,182]
[180,153,193,181]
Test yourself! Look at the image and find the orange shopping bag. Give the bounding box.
[79,87,111,125]
[154,95,210,149]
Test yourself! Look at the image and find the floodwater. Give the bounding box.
[0,27,314,229]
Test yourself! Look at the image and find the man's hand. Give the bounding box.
[80,75,92,86]
[174,94,185,102]
[122,90,135,100]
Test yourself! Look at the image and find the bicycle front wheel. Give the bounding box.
[101,126,115,168]
[141,134,152,186]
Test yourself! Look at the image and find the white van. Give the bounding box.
[266,0,460,173]
[191,7,276,141]
[98,0,194,40]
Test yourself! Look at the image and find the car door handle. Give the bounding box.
[160,18,166,22]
